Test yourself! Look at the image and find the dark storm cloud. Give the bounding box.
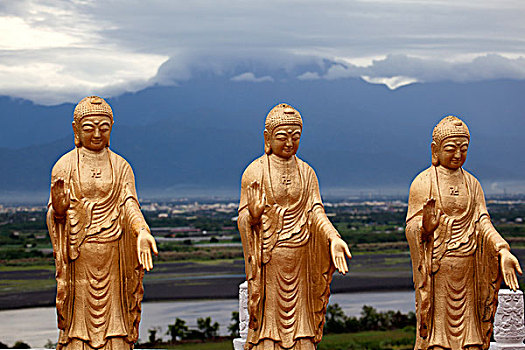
[1,0,525,104]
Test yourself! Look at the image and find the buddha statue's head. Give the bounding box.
[263,103,303,159]
[431,116,470,170]
[72,96,114,151]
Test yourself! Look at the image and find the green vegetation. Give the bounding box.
[135,305,416,349]
[0,341,31,349]
[3,199,525,266]
[134,329,416,350]
[139,316,223,348]
[318,329,415,350]
[154,243,243,261]
[0,199,524,302]
[324,304,416,334]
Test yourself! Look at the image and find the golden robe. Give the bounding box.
[47,149,147,350]
[406,166,509,350]
[238,154,339,350]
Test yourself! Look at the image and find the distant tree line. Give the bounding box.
[140,315,225,347]
[138,304,416,348]
[324,304,416,334]
[0,341,30,349]
[0,305,416,349]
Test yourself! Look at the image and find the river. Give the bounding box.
[0,291,415,347]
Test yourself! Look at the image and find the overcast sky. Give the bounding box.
[1,0,525,105]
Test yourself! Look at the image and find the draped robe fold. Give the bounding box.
[238,155,338,349]
[406,166,509,350]
[47,149,146,350]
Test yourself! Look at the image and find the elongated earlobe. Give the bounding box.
[74,135,81,147]
[431,142,439,166]
[264,129,272,154]
[72,121,81,147]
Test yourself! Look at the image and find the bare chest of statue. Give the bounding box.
[437,167,469,216]
[78,149,113,200]
[268,155,301,207]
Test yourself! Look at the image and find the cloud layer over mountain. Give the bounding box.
[1,0,525,105]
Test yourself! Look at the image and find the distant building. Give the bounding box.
[151,226,201,236]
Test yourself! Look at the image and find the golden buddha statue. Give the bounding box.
[47,96,158,350]
[406,116,522,350]
[238,103,351,350]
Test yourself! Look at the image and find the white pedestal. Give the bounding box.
[233,338,246,350]
[490,289,525,350]
[233,281,249,350]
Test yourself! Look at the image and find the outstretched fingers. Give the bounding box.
[512,274,519,291]
[145,250,153,271]
[333,252,348,275]
[344,244,352,259]
[139,251,149,271]
[151,237,159,256]
[137,248,143,268]
[505,272,518,292]
[339,255,348,275]
[247,184,253,203]
[255,182,264,202]
[436,209,442,222]
[334,255,342,273]
[515,260,523,275]
[510,259,522,291]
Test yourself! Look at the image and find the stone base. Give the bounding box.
[490,342,525,350]
[233,338,246,350]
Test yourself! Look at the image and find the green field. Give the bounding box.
[1,199,524,307]
[137,329,416,350]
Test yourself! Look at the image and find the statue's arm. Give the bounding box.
[406,171,434,285]
[305,165,339,242]
[311,205,340,242]
[47,157,72,259]
[479,215,510,252]
[47,157,72,330]
[239,160,264,227]
[238,208,252,237]
[121,163,150,235]
[237,207,255,270]
[238,163,260,257]
[122,163,157,271]
[124,199,150,235]
[405,215,422,251]
[308,166,351,273]
[49,155,71,221]
[406,170,435,245]
[475,180,522,290]
[238,168,264,335]
[474,180,510,252]
[311,205,351,274]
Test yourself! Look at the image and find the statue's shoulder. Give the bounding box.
[51,149,76,178]
[295,156,316,175]
[462,168,480,183]
[107,149,132,170]
[408,167,433,205]
[406,167,433,220]
[409,167,432,191]
[106,150,135,181]
[461,168,484,193]
[241,155,265,183]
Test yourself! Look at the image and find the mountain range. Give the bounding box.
[1,75,524,202]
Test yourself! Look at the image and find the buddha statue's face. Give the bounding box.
[265,124,301,159]
[433,136,469,170]
[73,115,112,152]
